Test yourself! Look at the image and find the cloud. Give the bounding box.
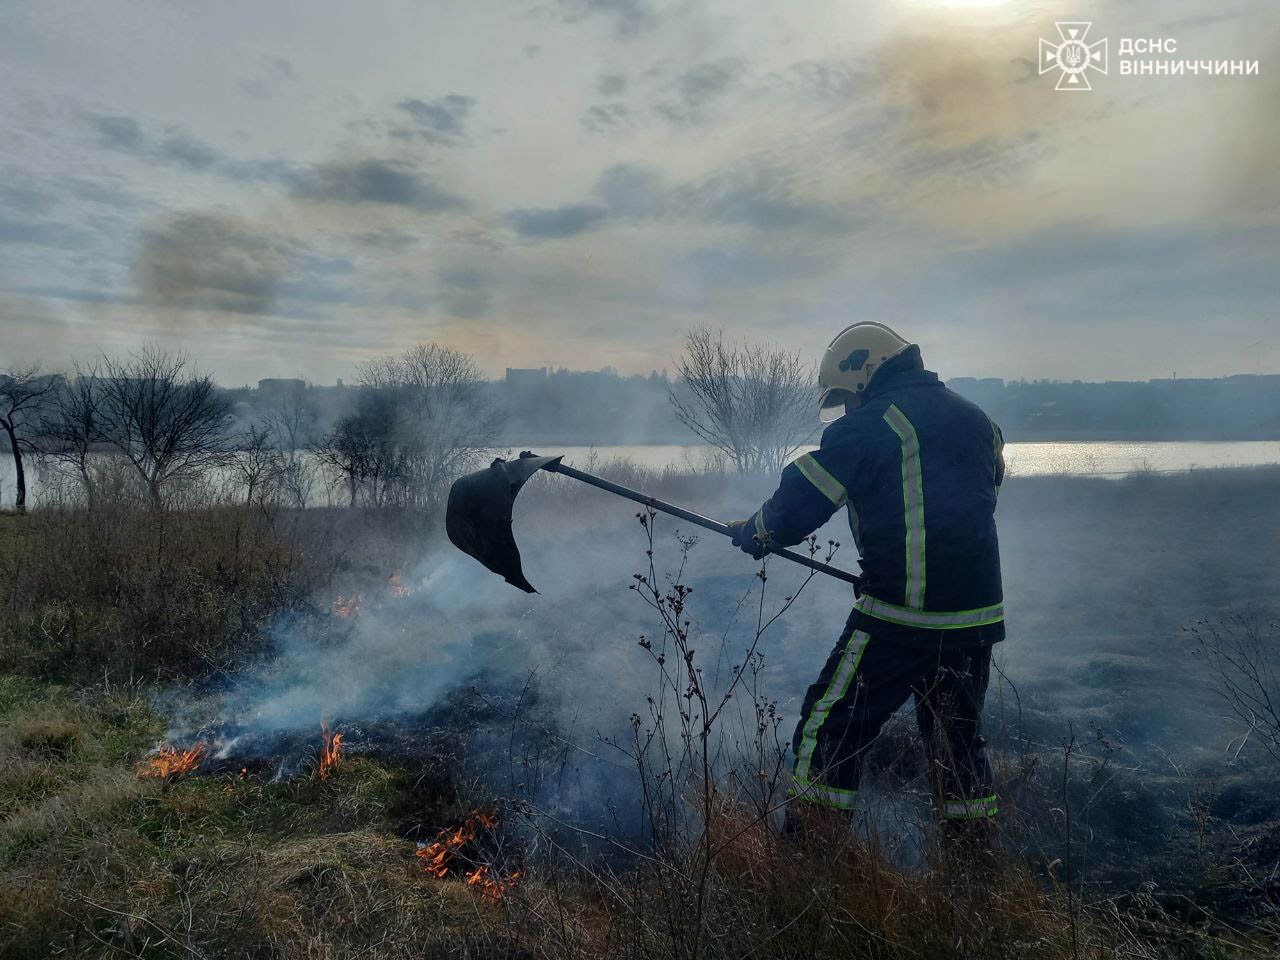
[684,246,833,287]
[580,102,632,134]
[927,222,1280,302]
[67,177,142,209]
[509,159,858,241]
[289,159,468,212]
[549,0,659,38]
[0,182,55,216]
[775,57,869,104]
[392,93,476,143]
[83,111,299,185]
[439,267,492,318]
[155,133,221,171]
[593,163,665,216]
[597,72,627,96]
[218,158,297,184]
[655,58,744,127]
[509,203,608,238]
[352,229,419,251]
[591,161,856,235]
[133,212,295,317]
[14,284,134,306]
[0,215,93,249]
[239,56,298,99]
[681,164,856,234]
[91,114,146,151]
[87,112,227,174]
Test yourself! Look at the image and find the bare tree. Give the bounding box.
[0,364,59,512]
[669,328,818,475]
[315,415,368,507]
[262,387,319,507]
[354,343,502,507]
[95,346,232,509]
[39,363,105,508]
[315,390,400,507]
[230,425,284,504]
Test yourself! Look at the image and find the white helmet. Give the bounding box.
[818,321,911,421]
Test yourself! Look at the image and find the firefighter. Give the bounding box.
[729,321,1005,834]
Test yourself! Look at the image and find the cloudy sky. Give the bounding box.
[1,0,1276,384]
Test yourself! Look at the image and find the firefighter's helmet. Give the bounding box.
[818,321,911,421]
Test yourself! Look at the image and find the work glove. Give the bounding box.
[728,517,768,560]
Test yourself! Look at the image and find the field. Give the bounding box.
[1,464,1278,958]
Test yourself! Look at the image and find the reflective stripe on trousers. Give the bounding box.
[792,628,871,797]
[789,779,857,811]
[942,794,999,820]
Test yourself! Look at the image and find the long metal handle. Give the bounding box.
[545,460,862,589]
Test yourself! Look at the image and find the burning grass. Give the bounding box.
[136,741,207,780]
[317,723,343,780]
[0,680,504,959]
[3,475,1280,958]
[417,809,496,878]
[3,679,1278,958]
[330,593,363,618]
[416,809,522,900]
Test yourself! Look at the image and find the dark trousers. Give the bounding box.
[789,618,997,819]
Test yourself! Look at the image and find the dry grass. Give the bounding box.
[0,680,504,960]
[1,679,1275,958]
[2,480,1279,959]
[0,504,432,684]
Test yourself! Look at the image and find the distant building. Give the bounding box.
[506,367,547,389]
[257,378,306,396]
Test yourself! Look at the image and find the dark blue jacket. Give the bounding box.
[745,346,1005,645]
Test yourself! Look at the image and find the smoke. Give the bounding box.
[1216,59,1280,218]
[133,211,293,321]
[157,474,837,828]
[153,464,1280,865]
[871,23,1044,156]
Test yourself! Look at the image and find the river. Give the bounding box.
[2,441,1278,508]
[523,440,1280,478]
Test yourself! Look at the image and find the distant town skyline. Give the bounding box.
[234,366,1280,391]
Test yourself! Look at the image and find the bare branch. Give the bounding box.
[93,345,233,509]
[0,363,61,511]
[669,327,818,475]
[318,342,503,508]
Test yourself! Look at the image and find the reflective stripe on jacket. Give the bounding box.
[747,345,1005,645]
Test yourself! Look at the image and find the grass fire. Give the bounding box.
[416,810,521,900]
[3,6,1280,952]
[317,724,343,780]
[3,435,1279,960]
[136,742,207,780]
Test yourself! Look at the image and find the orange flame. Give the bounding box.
[137,742,207,780]
[416,811,512,896]
[466,865,522,901]
[388,571,411,598]
[318,724,343,780]
[331,594,363,618]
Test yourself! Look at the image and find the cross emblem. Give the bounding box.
[1039,22,1108,91]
